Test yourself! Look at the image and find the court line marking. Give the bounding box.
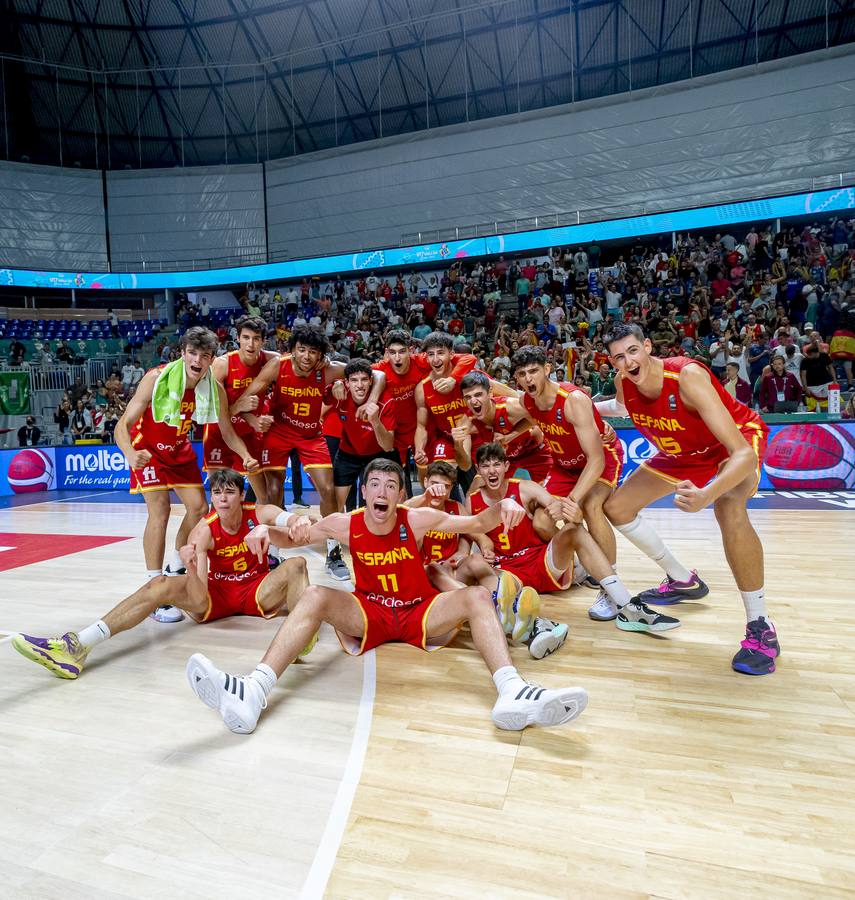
[299,649,376,900]
[0,490,123,509]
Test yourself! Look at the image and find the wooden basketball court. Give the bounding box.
[1,493,853,899]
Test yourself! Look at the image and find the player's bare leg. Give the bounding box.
[11,576,207,680]
[173,485,210,552]
[256,556,310,616]
[141,490,172,572]
[714,472,779,675]
[264,470,285,508]
[333,484,352,512]
[424,586,588,730]
[604,466,708,604]
[532,506,557,542]
[582,482,617,566]
[247,471,269,505]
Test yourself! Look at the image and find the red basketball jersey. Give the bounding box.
[205,503,268,586]
[269,355,326,438]
[621,357,767,456]
[421,377,470,437]
[131,367,196,461]
[421,499,461,563]
[469,479,543,562]
[470,397,545,460]
[223,350,270,437]
[522,382,614,470]
[336,394,396,456]
[349,506,437,607]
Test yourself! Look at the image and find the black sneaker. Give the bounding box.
[731,617,780,675]
[637,571,709,605]
[526,618,569,660]
[616,598,680,632]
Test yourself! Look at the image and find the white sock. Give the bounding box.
[492,665,527,698]
[248,663,277,698]
[168,550,182,571]
[740,588,767,622]
[327,538,339,556]
[146,569,162,580]
[599,574,632,609]
[78,620,110,649]
[614,516,693,582]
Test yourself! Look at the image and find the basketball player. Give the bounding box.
[450,443,678,638]
[452,371,552,482]
[11,468,311,679]
[600,323,777,675]
[374,329,477,491]
[414,331,514,475]
[115,326,260,624]
[408,461,471,569]
[512,346,624,621]
[185,458,589,734]
[331,358,398,512]
[203,315,277,504]
[238,324,385,580]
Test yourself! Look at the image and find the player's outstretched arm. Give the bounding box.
[594,376,628,418]
[517,478,567,524]
[676,365,758,511]
[282,512,351,549]
[408,498,525,541]
[115,368,157,469]
[487,377,518,398]
[216,383,260,473]
[413,382,430,466]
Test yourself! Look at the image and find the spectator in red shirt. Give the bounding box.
[759,356,802,412]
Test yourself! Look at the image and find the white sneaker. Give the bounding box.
[492,684,588,731]
[572,558,589,585]
[150,605,184,623]
[527,618,569,660]
[587,591,618,621]
[288,501,310,512]
[186,653,267,734]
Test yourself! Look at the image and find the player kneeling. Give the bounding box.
[185,458,588,734]
[450,443,680,639]
[11,469,313,679]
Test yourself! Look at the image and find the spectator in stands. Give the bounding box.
[759,355,803,412]
[10,338,26,365]
[18,416,41,447]
[70,400,92,440]
[200,296,210,323]
[54,398,72,444]
[515,270,531,319]
[800,341,836,411]
[590,363,616,399]
[723,361,752,406]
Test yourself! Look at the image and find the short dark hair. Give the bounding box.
[475,441,507,465]
[208,468,246,493]
[603,322,646,350]
[362,457,404,488]
[235,315,267,338]
[289,324,329,354]
[344,358,373,380]
[511,346,547,373]
[460,371,490,393]
[384,329,411,349]
[180,326,218,354]
[421,331,454,352]
[425,461,457,484]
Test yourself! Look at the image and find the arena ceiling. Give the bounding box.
[1,0,853,170]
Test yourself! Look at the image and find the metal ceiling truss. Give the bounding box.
[0,0,852,169]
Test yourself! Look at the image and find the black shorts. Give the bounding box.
[333,448,399,488]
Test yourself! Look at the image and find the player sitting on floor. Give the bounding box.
[442,443,679,641]
[11,469,313,679]
[185,458,589,735]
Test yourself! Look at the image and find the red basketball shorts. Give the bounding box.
[508,445,553,482]
[496,543,573,593]
[542,440,623,495]
[336,591,460,655]
[202,423,264,475]
[261,425,332,471]
[426,435,456,464]
[199,571,272,622]
[130,446,203,494]
[640,422,768,490]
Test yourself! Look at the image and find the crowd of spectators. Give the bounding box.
[9,211,855,446]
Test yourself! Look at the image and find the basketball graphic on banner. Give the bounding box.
[764,423,855,490]
[7,448,56,493]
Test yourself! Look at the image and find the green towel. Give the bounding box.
[151,358,220,427]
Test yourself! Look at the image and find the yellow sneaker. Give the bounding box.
[11,631,89,679]
[298,630,320,657]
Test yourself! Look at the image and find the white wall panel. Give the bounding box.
[266,49,855,259]
[0,162,107,270]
